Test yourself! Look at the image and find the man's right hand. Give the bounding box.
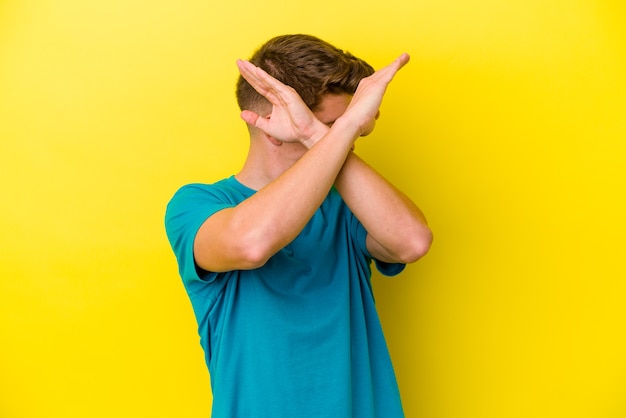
[236,59,329,148]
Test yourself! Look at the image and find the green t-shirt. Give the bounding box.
[165,176,405,418]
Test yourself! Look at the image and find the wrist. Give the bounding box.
[330,115,362,140]
[301,120,330,149]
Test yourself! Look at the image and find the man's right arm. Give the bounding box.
[193,119,356,272]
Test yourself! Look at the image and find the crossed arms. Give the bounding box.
[194,53,433,273]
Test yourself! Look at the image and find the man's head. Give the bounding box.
[236,34,375,115]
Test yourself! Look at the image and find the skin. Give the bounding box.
[193,53,432,272]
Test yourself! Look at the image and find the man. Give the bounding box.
[165,34,432,418]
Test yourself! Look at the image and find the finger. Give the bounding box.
[237,59,294,104]
[382,53,410,73]
[367,53,411,85]
[395,52,410,68]
[237,59,274,98]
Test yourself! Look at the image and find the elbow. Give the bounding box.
[235,226,283,270]
[226,215,275,270]
[398,225,433,264]
[239,244,271,270]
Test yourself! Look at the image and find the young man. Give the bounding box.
[165,34,432,418]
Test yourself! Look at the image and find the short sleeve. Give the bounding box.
[164,184,235,284]
[350,212,406,277]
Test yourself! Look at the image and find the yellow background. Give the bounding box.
[1,0,624,417]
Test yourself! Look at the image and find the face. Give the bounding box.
[279,93,353,161]
[313,93,352,127]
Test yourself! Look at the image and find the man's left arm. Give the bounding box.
[334,152,433,264]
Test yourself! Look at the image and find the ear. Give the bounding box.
[257,112,281,146]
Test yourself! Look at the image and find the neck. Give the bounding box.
[235,134,306,191]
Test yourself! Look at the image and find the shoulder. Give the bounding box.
[167,176,251,208]
[164,176,255,236]
[170,177,232,199]
[165,178,233,232]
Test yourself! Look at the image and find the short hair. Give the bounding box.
[236,34,375,114]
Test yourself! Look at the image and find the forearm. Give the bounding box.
[202,120,357,271]
[198,52,415,271]
[241,128,351,252]
[334,152,432,263]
